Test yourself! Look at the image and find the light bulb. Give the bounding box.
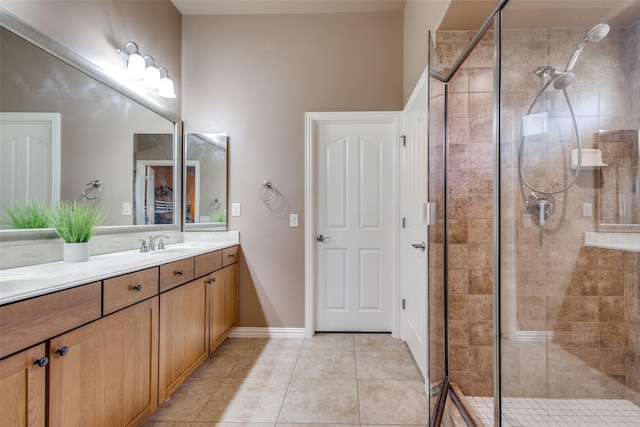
[157,77,176,98]
[126,52,146,79]
[143,65,161,88]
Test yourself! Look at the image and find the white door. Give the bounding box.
[308,112,399,332]
[0,112,60,206]
[400,74,429,378]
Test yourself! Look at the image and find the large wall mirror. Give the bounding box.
[0,11,181,237]
[184,133,227,231]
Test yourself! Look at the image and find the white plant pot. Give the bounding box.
[63,242,90,263]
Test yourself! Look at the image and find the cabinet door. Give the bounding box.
[0,344,46,427]
[49,297,159,427]
[159,278,208,402]
[209,263,238,352]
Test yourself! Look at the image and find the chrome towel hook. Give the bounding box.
[82,180,102,200]
[256,180,276,201]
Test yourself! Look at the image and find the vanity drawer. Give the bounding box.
[222,246,239,267]
[160,258,195,292]
[195,250,222,278]
[103,267,158,315]
[0,282,102,359]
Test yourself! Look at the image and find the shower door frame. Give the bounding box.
[427,0,509,425]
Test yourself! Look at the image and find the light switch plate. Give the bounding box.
[231,203,241,217]
[290,213,299,227]
[122,202,132,216]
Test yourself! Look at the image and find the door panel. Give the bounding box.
[314,115,398,332]
[401,73,429,378]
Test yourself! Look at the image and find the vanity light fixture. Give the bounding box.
[118,41,146,79]
[142,56,161,89]
[157,67,176,99]
[117,41,176,98]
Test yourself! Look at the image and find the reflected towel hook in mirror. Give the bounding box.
[82,180,102,200]
[256,180,276,201]
[209,198,220,210]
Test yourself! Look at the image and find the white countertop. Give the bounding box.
[584,232,640,252]
[0,241,238,305]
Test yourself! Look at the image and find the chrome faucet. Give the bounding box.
[148,234,170,251]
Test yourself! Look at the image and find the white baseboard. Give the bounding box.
[229,327,306,339]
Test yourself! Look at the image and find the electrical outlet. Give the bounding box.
[583,203,592,217]
[290,213,299,227]
[231,203,241,217]
[523,214,532,228]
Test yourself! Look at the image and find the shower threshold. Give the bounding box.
[464,396,640,426]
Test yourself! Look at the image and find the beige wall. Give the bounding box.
[402,0,450,103]
[1,0,182,117]
[182,12,403,328]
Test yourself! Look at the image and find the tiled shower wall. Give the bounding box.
[435,18,639,403]
[435,27,496,397]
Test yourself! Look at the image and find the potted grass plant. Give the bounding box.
[48,200,108,262]
[3,202,50,229]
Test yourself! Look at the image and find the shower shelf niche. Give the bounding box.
[570,148,608,170]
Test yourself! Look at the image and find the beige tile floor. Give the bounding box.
[142,333,429,426]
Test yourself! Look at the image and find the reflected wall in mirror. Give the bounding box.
[184,133,227,231]
[0,18,179,231]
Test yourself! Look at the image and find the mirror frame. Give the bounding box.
[0,9,182,241]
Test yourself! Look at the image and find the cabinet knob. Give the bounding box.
[132,284,143,292]
[176,270,184,276]
[34,356,49,367]
[56,347,69,357]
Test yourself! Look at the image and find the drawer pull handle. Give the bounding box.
[56,347,69,357]
[207,277,216,285]
[34,356,49,367]
[228,253,235,257]
[176,270,184,276]
[132,284,143,292]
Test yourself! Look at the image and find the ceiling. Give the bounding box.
[171,0,640,30]
[171,0,407,15]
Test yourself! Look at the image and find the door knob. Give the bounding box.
[316,234,330,242]
[411,241,426,251]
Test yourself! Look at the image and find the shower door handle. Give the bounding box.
[411,241,426,251]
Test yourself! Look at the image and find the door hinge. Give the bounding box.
[402,217,406,228]
[402,299,406,310]
[400,135,406,147]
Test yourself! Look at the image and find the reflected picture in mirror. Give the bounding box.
[0,18,179,232]
[184,133,227,231]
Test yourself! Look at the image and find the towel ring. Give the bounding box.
[209,198,221,210]
[82,180,102,200]
[256,180,276,201]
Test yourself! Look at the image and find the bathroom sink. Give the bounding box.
[0,272,72,282]
[0,272,72,292]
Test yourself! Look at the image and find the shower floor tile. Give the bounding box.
[465,396,640,426]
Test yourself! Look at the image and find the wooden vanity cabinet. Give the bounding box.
[48,297,159,427]
[158,276,208,402]
[0,343,46,427]
[208,263,239,352]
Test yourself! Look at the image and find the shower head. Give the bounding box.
[585,23,610,43]
[564,23,610,72]
[552,71,575,90]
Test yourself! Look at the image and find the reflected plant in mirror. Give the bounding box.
[184,133,228,231]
